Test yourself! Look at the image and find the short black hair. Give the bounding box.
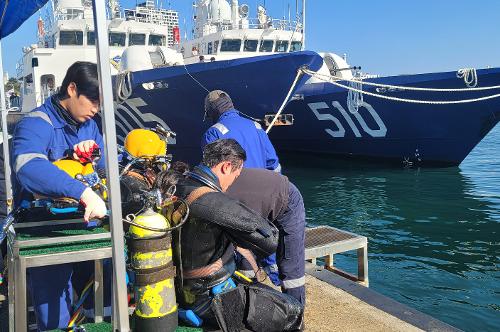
[202,139,246,169]
[58,61,100,103]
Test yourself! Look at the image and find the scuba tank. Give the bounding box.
[128,204,178,331]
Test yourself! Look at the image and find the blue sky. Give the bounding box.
[2,0,500,77]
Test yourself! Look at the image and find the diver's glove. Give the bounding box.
[73,140,99,163]
[80,187,107,222]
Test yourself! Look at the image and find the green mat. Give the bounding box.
[15,223,111,256]
[50,321,204,331]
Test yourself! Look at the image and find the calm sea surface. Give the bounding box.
[282,125,500,332]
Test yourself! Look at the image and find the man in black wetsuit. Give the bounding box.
[155,139,279,322]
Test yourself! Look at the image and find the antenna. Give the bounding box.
[301,0,306,50]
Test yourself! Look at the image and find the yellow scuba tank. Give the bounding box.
[128,207,178,331]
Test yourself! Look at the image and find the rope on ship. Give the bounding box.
[302,68,500,105]
[456,68,478,88]
[303,68,500,92]
[266,67,305,133]
[116,71,133,103]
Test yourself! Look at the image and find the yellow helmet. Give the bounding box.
[124,129,166,158]
[53,159,95,178]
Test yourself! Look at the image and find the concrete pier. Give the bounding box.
[0,266,460,331]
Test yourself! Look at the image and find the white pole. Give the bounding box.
[91,1,130,330]
[301,0,306,50]
[0,41,13,214]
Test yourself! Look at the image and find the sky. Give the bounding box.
[2,0,500,77]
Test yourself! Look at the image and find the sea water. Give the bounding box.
[283,125,500,332]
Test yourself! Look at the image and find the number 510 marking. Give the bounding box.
[308,101,387,138]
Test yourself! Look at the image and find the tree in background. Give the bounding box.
[4,77,21,94]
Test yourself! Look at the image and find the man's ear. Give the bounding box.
[221,161,233,175]
[67,82,77,97]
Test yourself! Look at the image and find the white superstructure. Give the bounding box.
[124,0,179,46]
[16,0,179,111]
[180,0,304,64]
[180,0,354,80]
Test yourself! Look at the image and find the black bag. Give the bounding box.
[212,283,304,332]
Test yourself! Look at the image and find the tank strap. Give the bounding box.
[185,186,216,204]
[172,186,215,222]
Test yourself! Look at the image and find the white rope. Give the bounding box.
[116,71,133,103]
[303,68,500,92]
[307,71,500,104]
[183,63,210,93]
[347,77,363,113]
[266,68,304,133]
[457,68,478,88]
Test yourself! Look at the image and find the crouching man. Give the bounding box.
[155,139,303,331]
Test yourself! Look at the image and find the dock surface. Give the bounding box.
[0,271,459,331]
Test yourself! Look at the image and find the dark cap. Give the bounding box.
[204,90,234,123]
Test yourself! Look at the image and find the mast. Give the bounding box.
[301,0,306,50]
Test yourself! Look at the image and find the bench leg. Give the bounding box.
[94,260,104,323]
[357,246,369,287]
[14,257,27,332]
[8,254,15,332]
[325,254,334,268]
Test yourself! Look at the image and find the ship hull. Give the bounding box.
[267,68,500,166]
[115,51,323,164]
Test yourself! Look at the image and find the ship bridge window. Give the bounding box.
[244,40,258,52]
[59,31,83,46]
[109,32,126,47]
[290,41,302,52]
[259,40,274,52]
[87,31,95,45]
[149,34,166,46]
[129,33,146,46]
[275,40,289,53]
[220,39,242,52]
[40,74,56,100]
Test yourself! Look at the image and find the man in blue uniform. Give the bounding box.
[12,61,108,330]
[201,90,281,172]
[201,90,284,287]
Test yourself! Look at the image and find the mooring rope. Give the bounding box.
[457,68,478,88]
[303,68,500,92]
[303,69,500,104]
[266,67,305,133]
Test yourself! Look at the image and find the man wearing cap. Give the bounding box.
[201,90,281,172]
[201,90,284,288]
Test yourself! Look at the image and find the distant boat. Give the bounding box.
[182,0,500,166]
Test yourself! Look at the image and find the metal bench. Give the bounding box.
[305,226,369,286]
[6,218,112,332]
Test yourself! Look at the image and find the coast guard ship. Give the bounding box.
[184,0,500,166]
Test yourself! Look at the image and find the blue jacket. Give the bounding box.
[12,98,105,204]
[201,110,281,171]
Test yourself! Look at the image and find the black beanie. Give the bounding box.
[204,90,234,123]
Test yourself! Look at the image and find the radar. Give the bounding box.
[239,4,249,18]
[257,5,267,26]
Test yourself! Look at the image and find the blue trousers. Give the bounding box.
[28,260,112,331]
[238,183,306,305]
